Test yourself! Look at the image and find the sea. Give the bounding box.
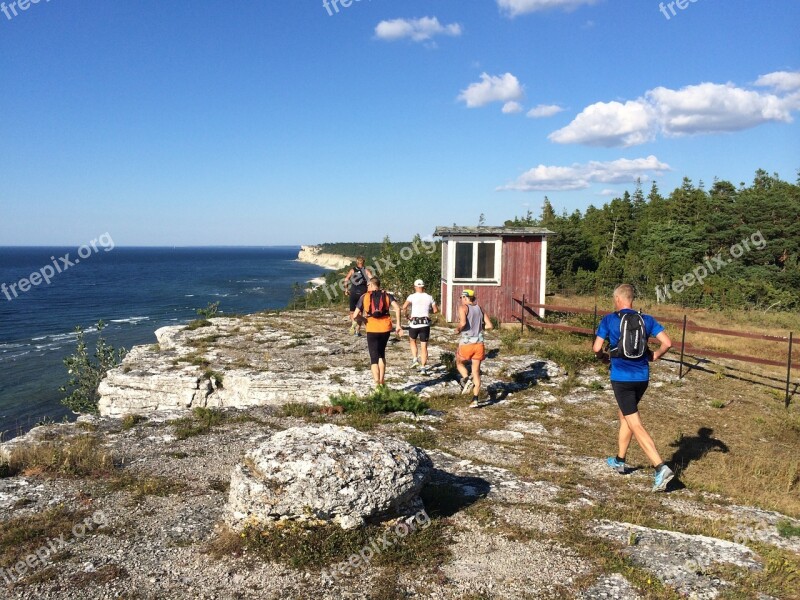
[0,247,330,439]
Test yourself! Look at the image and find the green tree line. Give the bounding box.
[506,169,800,310]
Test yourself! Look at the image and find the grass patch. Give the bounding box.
[0,506,91,572]
[331,386,429,416]
[106,473,186,501]
[777,519,800,538]
[69,564,128,588]
[709,399,726,409]
[209,478,230,494]
[279,403,317,418]
[203,369,224,387]
[309,364,329,373]
[184,319,212,331]
[170,407,226,440]
[402,429,439,449]
[207,518,451,575]
[121,414,148,431]
[1,435,115,478]
[538,340,595,376]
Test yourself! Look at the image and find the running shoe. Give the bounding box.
[469,398,482,408]
[461,378,475,395]
[606,456,626,474]
[653,465,674,492]
[410,358,419,368]
[349,322,356,335]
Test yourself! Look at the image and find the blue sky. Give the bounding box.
[1,0,798,246]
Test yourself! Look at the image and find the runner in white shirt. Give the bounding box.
[402,279,438,374]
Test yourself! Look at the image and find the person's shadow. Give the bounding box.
[668,427,729,479]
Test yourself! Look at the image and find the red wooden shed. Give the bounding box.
[433,226,555,324]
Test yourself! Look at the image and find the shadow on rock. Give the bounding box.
[421,468,491,518]
[668,427,729,478]
[487,360,552,403]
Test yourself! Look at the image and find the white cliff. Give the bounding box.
[297,245,354,270]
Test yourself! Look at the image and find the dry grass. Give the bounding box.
[0,506,90,571]
[1,435,116,479]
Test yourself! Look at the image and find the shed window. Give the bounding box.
[453,240,500,282]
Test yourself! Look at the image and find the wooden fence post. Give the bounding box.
[679,315,687,379]
[786,331,794,408]
[592,305,597,334]
[521,294,526,333]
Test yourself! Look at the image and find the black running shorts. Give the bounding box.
[366,332,391,365]
[408,326,431,342]
[350,290,366,312]
[611,380,649,416]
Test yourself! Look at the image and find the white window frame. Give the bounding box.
[448,238,502,285]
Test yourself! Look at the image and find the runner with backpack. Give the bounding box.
[593,284,675,492]
[344,257,373,336]
[352,277,402,386]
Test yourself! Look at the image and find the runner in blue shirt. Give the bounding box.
[593,284,675,492]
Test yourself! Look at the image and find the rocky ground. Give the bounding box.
[1,309,798,599]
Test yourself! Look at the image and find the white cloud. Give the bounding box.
[375,17,462,43]
[550,77,800,147]
[498,156,670,192]
[598,189,617,196]
[754,70,800,93]
[458,73,524,108]
[648,83,793,135]
[502,101,524,114]
[527,104,565,118]
[549,100,656,147]
[497,0,598,17]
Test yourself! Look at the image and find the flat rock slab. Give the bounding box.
[579,573,642,599]
[225,424,432,530]
[589,520,762,599]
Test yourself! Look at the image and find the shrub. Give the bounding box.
[330,386,429,416]
[60,321,126,415]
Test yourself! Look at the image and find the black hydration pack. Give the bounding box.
[366,291,390,318]
[609,311,647,359]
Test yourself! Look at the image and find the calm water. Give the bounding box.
[0,247,328,437]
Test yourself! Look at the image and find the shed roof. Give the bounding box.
[434,226,555,238]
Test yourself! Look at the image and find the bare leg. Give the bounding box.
[456,352,469,380]
[622,412,663,466]
[370,363,381,385]
[472,359,482,397]
[419,342,428,367]
[378,358,386,385]
[409,338,418,362]
[617,410,634,460]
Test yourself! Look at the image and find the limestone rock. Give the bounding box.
[225,424,432,530]
[297,246,354,270]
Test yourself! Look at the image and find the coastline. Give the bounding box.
[296,245,354,271]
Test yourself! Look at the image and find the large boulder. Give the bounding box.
[225,424,432,530]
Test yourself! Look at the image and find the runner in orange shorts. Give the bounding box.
[455,289,493,407]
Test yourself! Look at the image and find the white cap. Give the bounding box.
[414,279,425,287]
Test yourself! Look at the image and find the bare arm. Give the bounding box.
[344,269,354,294]
[392,301,402,334]
[457,305,467,332]
[432,303,439,314]
[651,330,672,361]
[483,312,493,331]
[592,335,605,354]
